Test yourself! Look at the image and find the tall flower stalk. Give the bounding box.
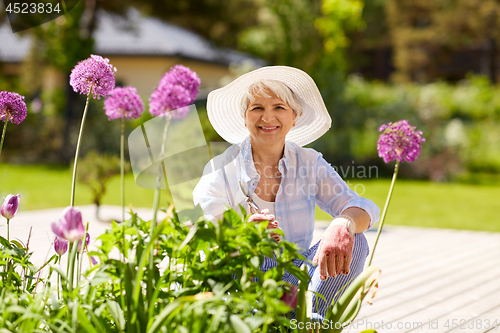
[70,92,92,206]
[69,55,116,207]
[148,65,200,224]
[0,120,7,157]
[0,91,27,158]
[366,120,425,266]
[146,65,200,303]
[104,86,144,222]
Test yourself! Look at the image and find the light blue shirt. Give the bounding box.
[193,136,380,253]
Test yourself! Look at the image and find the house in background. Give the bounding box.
[0,9,264,100]
[0,11,263,163]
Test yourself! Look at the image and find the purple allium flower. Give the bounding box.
[377,120,426,163]
[149,65,200,118]
[1,194,20,219]
[51,206,85,242]
[54,237,68,256]
[280,285,298,309]
[77,232,90,253]
[104,86,144,120]
[69,55,117,99]
[163,65,200,101]
[0,91,27,124]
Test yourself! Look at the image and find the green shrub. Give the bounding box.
[312,74,500,181]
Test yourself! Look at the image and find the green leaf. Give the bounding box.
[50,264,67,282]
[244,316,266,331]
[89,271,112,286]
[223,209,242,228]
[177,327,189,333]
[250,256,260,268]
[229,315,251,333]
[178,223,198,252]
[146,301,184,333]
[0,235,10,248]
[208,305,226,331]
[77,306,99,333]
[10,239,26,250]
[106,300,125,331]
[295,265,309,333]
[324,266,381,333]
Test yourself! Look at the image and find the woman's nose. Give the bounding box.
[261,109,275,123]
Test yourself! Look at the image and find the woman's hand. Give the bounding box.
[313,216,356,280]
[247,209,281,242]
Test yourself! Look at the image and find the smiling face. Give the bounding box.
[244,89,297,147]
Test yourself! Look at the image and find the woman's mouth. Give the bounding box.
[259,126,279,132]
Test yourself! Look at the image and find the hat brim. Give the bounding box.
[207,66,331,147]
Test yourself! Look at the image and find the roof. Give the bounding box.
[0,9,264,66]
[0,24,31,62]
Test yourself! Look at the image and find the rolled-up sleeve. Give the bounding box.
[314,155,380,229]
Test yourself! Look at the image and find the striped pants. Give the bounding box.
[260,232,370,320]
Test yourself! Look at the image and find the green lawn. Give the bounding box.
[315,179,500,232]
[0,164,166,211]
[1,164,499,232]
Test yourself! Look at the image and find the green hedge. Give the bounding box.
[309,74,500,182]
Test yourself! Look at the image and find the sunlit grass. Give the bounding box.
[0,163,169,211]
[315,179,500,232]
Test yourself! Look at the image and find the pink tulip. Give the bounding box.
[54,237,68,256]
[51,206,85,242]
[1,194,20,220]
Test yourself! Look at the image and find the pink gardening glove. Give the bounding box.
[312,216,356,280]
[247,209,281,242]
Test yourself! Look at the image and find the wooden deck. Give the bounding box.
[314,222,500,333]
[2,206,499,332]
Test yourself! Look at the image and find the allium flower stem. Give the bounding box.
[148,113,172,303]
[6,218,9,242]
[121,117,125,222]
[70,91,92,207]
[366,160,400,267]
[0,120,7,157]
[152,113,172,227]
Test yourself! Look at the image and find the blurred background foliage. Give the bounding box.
[0,0,499,184]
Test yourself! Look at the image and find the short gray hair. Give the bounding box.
[241,79,303,118]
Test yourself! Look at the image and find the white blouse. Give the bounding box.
[253,194,276,217]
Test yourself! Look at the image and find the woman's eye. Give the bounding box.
[251,107,262,111]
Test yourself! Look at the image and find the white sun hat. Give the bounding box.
[207,66,332,147]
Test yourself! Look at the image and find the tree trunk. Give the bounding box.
[490,38,497,84]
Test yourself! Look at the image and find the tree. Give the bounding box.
[386,0,500,83]
[77,150,128,221]
[135,0,259,50]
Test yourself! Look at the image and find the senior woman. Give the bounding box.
[193,66,380,320]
